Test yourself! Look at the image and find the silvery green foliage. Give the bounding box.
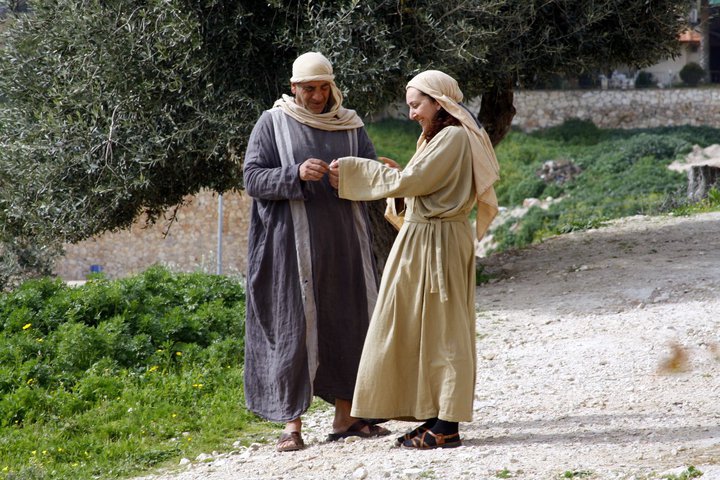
[0,0,690,287]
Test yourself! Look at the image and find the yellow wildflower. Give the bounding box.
[22,323,31,330]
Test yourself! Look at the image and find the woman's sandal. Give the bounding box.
[394,426,429,447]
[326,419,391,442]
[276,431,305,452]
[401,430,462,449]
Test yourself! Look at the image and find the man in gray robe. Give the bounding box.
[243,52,389,452]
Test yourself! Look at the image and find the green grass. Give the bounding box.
[672,187,720,215]
[365,118,421,165]
[0,266,271,480]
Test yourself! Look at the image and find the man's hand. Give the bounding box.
[379,156,401,169]
[328,159,339,189]
[299,158,329,182]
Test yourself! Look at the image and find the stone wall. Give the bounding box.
[54,190,252,281]
[509,88,720,131]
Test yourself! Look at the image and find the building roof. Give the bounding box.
[679,30,702,43]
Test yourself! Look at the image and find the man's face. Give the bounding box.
[291,81,332,114]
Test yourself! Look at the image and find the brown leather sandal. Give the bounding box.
[401,430,462,449]
[394,426,429,446]
[326,419,391,442]
[276,431,305,452]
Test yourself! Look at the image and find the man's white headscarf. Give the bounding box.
[406,70,500,240]
[273,52,364,131]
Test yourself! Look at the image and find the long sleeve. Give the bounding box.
[338,126,470,202]
[243,111,307,201]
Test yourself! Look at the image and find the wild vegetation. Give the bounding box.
[0,266,258,480]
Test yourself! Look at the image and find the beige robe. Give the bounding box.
[338,125,477,422]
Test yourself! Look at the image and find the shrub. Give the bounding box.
[635,71,655,88]
[577,72,598,89]
[0,266,246,395]
[0,266,251,479]
[679,62,705,87]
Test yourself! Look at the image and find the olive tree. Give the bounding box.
[0,0,691,287]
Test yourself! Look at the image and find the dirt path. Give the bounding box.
[136,212,720,480]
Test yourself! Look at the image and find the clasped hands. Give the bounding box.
[300,156,401,190]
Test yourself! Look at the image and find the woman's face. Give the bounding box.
[406,87,440,134]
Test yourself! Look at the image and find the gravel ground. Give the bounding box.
[135,212,720,480]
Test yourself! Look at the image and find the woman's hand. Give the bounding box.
[379,156,401,170]
[328,159,340,189]
[299,158,329,182]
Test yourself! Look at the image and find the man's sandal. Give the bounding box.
[394,426,429,446]
[401,430,462,449]
[276,431,305,452]
[326,419,391,442]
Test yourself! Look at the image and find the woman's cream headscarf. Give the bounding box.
[406,70,500,240]
[273,52,364,131]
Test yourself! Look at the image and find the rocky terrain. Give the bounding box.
[135,211,720,480]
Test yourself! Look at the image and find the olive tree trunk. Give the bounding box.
[477,78,516,147]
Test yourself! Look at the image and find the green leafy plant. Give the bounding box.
[635,70,655,88]
[0,266,257,480]
[671,187,720,216]
[679,62,705,87]
[561,470,593,478]
[663,465,703,480]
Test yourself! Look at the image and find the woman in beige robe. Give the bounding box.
[328,70,500,449]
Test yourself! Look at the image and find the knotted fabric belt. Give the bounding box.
[404,214,468,303]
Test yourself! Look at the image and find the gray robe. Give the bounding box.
[243,108,378,422]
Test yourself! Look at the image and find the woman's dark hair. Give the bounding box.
[421,93,461,141]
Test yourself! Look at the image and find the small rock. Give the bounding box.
[196,453,213,462]
[403,468,424,478]
[353,467,368,479]
[179,458,190,466]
